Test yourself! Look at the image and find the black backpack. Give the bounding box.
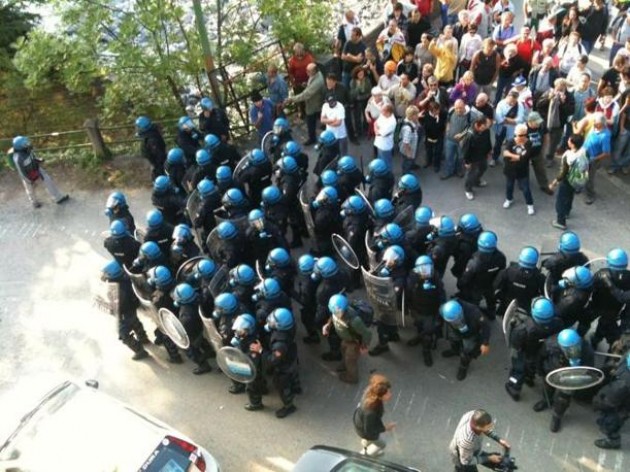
[348,298,374,327]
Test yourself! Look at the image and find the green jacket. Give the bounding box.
[292,71,325,115]
[332,311,372,345]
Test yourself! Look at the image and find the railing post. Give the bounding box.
[84,118,111,160]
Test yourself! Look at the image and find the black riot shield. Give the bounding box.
[393,204,415,232]
[502,299,521,347]
[545,366,605,391]
[158,307,191,349]
[299,188,317,240]
[208,265,230,298]
[365,232,378,270]
[199,305,225,352]
[332,234,360,270]
[361,267,403,327]
[175,255,205,284]
[355,189,375,217]
[185,190,204,248]
[216,347,257,383]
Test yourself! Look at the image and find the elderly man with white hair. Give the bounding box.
[583,112,612,204]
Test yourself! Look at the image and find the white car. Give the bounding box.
[0,380,219,472]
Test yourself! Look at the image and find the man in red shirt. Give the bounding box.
[415,0,432,17]
[514,26,540,76]
[288,43,315,118]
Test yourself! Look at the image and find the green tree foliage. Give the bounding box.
[0,0,40,68]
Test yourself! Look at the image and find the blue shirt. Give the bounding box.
[584,128,612,161]
[249,99,275,139]
[266,75,289,105]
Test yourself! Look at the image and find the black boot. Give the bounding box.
[168,353,184,364]
[550,415,561,433]
[505,382,520,401]
[229,383,246,394]
[368,343,390,356]
[594,437,621,449]
[533,400,549,412]
[123,337,149,361]
[275,404,297,418]
[422,349,433,367]
[456,366,468,381]
[245,402,264,411]
[192,362,212,375]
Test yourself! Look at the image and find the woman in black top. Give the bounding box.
[353,374,395,457]
[502,124,535,215]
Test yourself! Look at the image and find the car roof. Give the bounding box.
[292,445,421,472]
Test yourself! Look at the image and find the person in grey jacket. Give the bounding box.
[286,63,325,145]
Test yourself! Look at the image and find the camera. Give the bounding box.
[493,447,518,471]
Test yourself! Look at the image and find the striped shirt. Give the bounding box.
[449,411,484,465]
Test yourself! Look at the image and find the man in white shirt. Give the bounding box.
[321,94,348,155]
[374,103,397,169]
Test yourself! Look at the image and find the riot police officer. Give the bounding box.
[261,185,289,237]
[215,165,238,197]
[314,169,340,195]
[253,278,292,331]
[281,140,308,179]
[314,257,347,361]
[186,258,217,316]
[313,130,339,176]
[172,283,213,374]
[589,248,630,350]
[188,149,217,191]
[228,264,258,313]
[105,191,136,233]
[293,254,319,344]
[143,209,174,256]
[494,246,545,316]
[192,179,221,251]
[220,187,250,219]
[245,209,288,267]
[592,353,630,449]
[457,231,506,320]
[235,149,273,207]
[406,255,446,366]
[533,329,595,432]
[209,221,246,268]
[151,175,186,226]
[250,308,301,418]
[369,245,407,356]
[553,266,594,333]
[131,241,170,274]
[205,133,240,169]
[136,116,166,180]
[103,219,140,269]
[276,156,307,248]
[372,199,396,234]
[100,260,150,360]
[441,299,492,381]
[165,148,188,195]
[372,223,414,270]
[404,206,434,258]
[427,216,458,279]
[311,186,342,256]
[262,248,295,295]
[451,213,483,280]
[366,158,394,203]
[505,297,563,401]
[393,174,422,213]
[267,117,293,163]
[212,292,241,350]
[169,224,201,271]
[175,116,202,166]
[147,265,184,363]
[542,231,589,289]
[341,195,371,269]
[198,97,230,141]
[230,314,266,410]
[336,156,364,202]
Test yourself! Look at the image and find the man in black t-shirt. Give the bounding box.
[503,124,535,216]
[341,27,366,89]
[598,55,626,95]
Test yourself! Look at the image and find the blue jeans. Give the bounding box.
[494,76,511,106]
[341,71,352,90]
[555,179,574,225]
[506,175,533,205]
[492,125,507,162]
[582,40,595,55]
[610,43,623,67]
[377,148,393,170]
[443,138,461,177]
[611,131,630,170]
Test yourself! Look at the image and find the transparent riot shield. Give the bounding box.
[261,131,276,161]
[93,281,120,316]
[365,232,378,270]
[355,189,375,217]
[175,255,205,284]
[361,267,402,327]
[214,209,248,233]
[158,307,191,349]
[122,265,153,306]
[233,155,250,182]
[216,346,257,383]
[133,228,146,244]
[332,234,360,270]
[208,265,230,298]
[545,366,605,391]
[502,299,522,347]
[393,204,415,232]
[185,190,204,248]
[544,273,554,300]
[299,188,317,240]
[585,258,607,274]
[255,259,266,280]
[198,305,225,352]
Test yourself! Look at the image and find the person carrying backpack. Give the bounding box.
[549,134,588,230]
[325,294,373,384]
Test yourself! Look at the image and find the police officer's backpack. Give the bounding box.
[349,298,374,327]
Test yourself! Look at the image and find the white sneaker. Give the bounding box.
[503,199,513,209]
[465,191,474,200]
[527,205,535,215]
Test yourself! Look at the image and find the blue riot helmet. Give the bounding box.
[266,248,291,270]
[374,199,395,220]
[216,165,232,184]
[518,246,539,269]
[458,213,481,234]
[146,209,164,229]
[167,148,185,165]
[172,224,193,243]
[101,260,123,281]
[368,159,389,178]
[200,97,214,111]
[229,264,256,287]
[320,169,339,187]
[440,300,468,332]
[135,116,152,134]
[328,293,349,318]
[222,188,246,209]
[398,173,420,192]
[337,156,357,174]
[172,283,197,307]
[531,297,555,324]
[557,329,583,366]
[318,130,336,147]
[248,208,266,231]
[278,156,298,174]
[414,206,433,226]
[298,254,315,274]
[195,258,217,281]
[437,216,456,237]
[313,186,338,209]
[312,256,338,281]
[216,221,238,240]
[147,265,173,289]
[282,141,301,157]
[261,186,282,206]
[414,255,433,277]
[377,223,404,249]
[558,231,581,254]
[109,220,128,239]
[212,292,238,319]
[178,116,195,131]
[197,178,217,198]
[12,135,31,151]
[196,149,211,166]
[477,231,498,253]
[265,307,294,331]
[273,117,289,135]
[607,248,628,270]
[252,278,281,302]
[105,191,127,217]
[139,241,161,261]
[204,134,220,151]
[341,195,367,218]
[559,266,593,290]
[249,148,267,166]
[231,314,256,346]
[153,175,171,194]
[380,245,405,276]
